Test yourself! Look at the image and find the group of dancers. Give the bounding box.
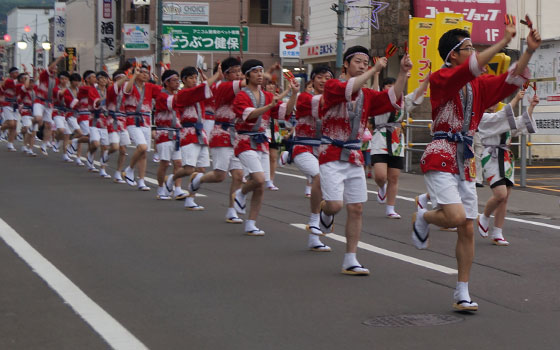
[0,20,541,311]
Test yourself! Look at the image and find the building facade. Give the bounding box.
[120,0,305,76]
[6,7,54,71]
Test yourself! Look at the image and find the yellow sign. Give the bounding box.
[408,17,436,96]
[408,14,472,96]
[485,53,511,76]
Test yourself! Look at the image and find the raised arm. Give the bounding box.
[283,80,300,117]
[351,57,387,94]
[124,68,139,94]
[392,54,413,101]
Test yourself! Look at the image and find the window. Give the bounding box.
[249,0,292,26]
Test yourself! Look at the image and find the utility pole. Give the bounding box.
[156,0,163,76]
[32,15,38,77]
[332,0,346,76]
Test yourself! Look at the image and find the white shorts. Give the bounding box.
[320,161,367,204]
[108,132,119,145]
[210,147,243,172]
[79,121,90,136]
[203,119,215,138]
[66,117,79,133]
[33,103,53,122]
[2,106,19,121]
[293,151,320,179]
[180,143,210,167]
[156,141,181,162]
[424,171,478,219]
[128,125,151,150]
[89,127,109,146]
[119,130,131,146]
[53,115,67,130]
[21,115,33,128]
[238,150,270,175]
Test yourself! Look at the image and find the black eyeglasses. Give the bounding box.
[456,47,476,52]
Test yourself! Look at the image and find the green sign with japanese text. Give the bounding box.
[162,25,249,52]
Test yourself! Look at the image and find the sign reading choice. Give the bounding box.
[162,25,248,52]
[162,2,209,24]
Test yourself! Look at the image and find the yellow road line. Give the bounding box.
[514,166,560,169]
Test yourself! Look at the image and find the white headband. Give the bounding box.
[444,37,470,66]
[114,73,126,80]
[84,72,95,80]
[224,65,240,74]
[345,52,370,62]
[163,73,179,83]
[245,65,264,75]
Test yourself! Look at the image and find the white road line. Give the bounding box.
[0,218,149,350]
[290,224,457,275]
[67,151,208,198]
[277,170,560,230]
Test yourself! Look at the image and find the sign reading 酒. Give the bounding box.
[162,2,209,24]
[162,25,248,52]
[97,0,116,56]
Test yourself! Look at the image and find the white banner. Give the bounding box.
[98,0,116,57]
[54,2,66,58]
[123,24,150,50]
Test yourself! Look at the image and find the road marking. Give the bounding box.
[290,223,457,275]
[72,152,208,198]
[277,170,560,230]
[0,218,149,350]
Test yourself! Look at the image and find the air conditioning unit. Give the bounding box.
[133,0,150,5]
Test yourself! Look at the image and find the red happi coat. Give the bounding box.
[421,52,529,181]
[320,77,401,166]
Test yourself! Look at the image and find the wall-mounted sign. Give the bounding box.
[124,24,150,50]
[163,2,209,24]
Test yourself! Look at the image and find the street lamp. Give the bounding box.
[17,33,50,67]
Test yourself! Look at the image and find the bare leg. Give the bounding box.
[386,167,400,206]
[456,219,474,282]
[245,171,265,221]
[345,203,363,253]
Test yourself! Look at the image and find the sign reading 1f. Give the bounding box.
[485,28,499,42]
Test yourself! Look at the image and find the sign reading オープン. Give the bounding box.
[162,25,248,52]
[413,0,506,45]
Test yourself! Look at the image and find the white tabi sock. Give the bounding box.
[386,205,396,215]
[491,226,503,239]
[305,185,311,196]
[308,213,320,227]
[226,207,237,219]
[137,178,146,188]
[245,219,257,232]
[308,234,323,248]
[184,196,197,207]
[342,253,360,270]
[174,186,185,196]
[454,281,471,302]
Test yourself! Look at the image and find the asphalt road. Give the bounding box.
[1,144,560,350]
